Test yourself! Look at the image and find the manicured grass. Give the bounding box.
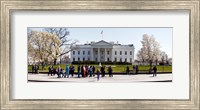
[28,64,172,73]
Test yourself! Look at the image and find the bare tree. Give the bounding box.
[44,28,79,64]
[168,58,172,65]
[137,34,161,67]
[160,51,168,64]
[160,51,168,72]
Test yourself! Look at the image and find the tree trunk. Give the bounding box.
[149,61,152,74]
[54,58,57,65]
[156,59,158,66]
[162,60,164,72]
[60,57,62,64]
[41,62,45,70]
[149,61,152,68]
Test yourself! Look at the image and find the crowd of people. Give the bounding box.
[31,65,39,74]
[125,65,139,75]
[31,64,158,80]
[46,65,114,80]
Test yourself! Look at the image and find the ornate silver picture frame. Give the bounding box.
[0,0,199,109]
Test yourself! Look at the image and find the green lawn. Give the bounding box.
[28,64,172,73]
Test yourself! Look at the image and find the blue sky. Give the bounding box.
[29,27,172,58]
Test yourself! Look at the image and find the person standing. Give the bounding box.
[108,66,110,77]
[34,65,37,74]
[35,65,39,74]
[69,66,72,77]
[89,66,93,77]
[97,68,100,81]
[32,65,35,74]
[153,66,157,77]
[92,66,95,77]
[85,66,88,77]
[87,65,90,77]
[48,66,51,76]
[60,68,65,78]
[57,66,61,78]
[108,66,113,77]
[71,65,74,77]
[136,65,138,74]
[101,66,106,77]
[83,65,86,78]
[81,65,84,77]
[51,66,55,76]
[110,66,113,77]
[65,65,69,78]
[126,66,130,75]
[77,65,81,78]
[53,67,56,76]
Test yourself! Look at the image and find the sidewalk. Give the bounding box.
[28,73,172,82]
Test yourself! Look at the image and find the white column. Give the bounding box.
[91,48,93,61]
[104,48,107,61]
[98,48,100,62]
[112,49,114,61]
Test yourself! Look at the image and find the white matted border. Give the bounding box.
[11,11,189,99]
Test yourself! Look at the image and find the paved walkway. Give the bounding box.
[28,73,172,82]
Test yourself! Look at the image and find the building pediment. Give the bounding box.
[91,40,113,48]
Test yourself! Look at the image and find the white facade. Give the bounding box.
[70,40,135,63]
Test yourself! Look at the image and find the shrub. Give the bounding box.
[71,61,131,65]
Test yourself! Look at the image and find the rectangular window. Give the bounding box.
[107,58,109,61]
[125,58,127,62]
[83,57,85,61]
[130,58,132,62]
[96,58,98,61]
[88,51,90,55]
[78,51,80,55]
[115,51,117,55]
[83,51,85,55]
[107,51,109,55]
[120,58,122,62]
[73,51,75,55]
[120,51,122,55]
[73,58,75,61]
[96,51,98,55]
[115,58,117,62]
[88,58,90,61]
[130,51,132,55]
[78,57,80,61]
[125,51,127,55]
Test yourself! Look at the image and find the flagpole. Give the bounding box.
[101,30,103,40]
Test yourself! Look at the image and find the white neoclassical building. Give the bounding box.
[70,40,135,63]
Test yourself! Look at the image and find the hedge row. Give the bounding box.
[71,61,132,65]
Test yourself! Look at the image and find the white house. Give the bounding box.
[70,40,135,63]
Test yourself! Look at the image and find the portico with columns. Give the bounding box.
[91,40,113,62]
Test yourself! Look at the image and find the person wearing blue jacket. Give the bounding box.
[65,65,69,78]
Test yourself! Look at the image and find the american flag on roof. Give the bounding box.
[101,30,103,34]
